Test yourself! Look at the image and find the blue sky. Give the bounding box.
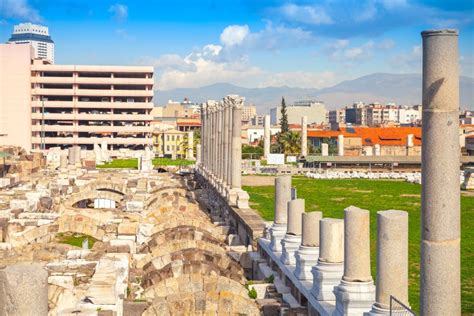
[0,0,473,90]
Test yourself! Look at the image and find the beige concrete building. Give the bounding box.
[0,44,154,151]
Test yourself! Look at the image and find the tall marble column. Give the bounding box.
[227,102,233,188]
[334,206,375,315]
[301,116,307,157]
[223,100,230,189]
[311,218,344,301]
[228,95,250,208]
[216,103,223,186]
[264,115,271,159]
[321,143,328,156]
[367,210,409,315]
[187,131,194,160]
[280,199,304,265]
[294,211,322,280]
[269,175,292,252]
[420,29,460,316]
[196,144,201,165]
[200,103,206,171]
[337,134,344,156]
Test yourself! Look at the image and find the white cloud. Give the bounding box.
[109,3,128,22]
[0,0,41,22]
[220,25,249,47]
[390,45,422,72]
[325,38,395,65]
[279,3,333,25]
[354,0,378,22]
[380,0,408,10]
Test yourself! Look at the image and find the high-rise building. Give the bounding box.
[270,100,326,125]
[7,23,55,63]
[0,44,154,151]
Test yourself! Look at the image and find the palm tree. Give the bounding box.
[278,131,301,155]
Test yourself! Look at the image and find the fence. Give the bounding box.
[390,296,416,316]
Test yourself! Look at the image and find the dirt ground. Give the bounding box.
[242,175,276,186]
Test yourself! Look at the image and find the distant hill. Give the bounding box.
[154,73,474,112]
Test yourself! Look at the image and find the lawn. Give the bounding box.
[55,232,97,248]
[96,158,194,169]
[243,177,474,313]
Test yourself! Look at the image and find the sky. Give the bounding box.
[0,0,473,91]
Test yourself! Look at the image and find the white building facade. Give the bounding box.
[270,100,327,125]
[7,23,55,63]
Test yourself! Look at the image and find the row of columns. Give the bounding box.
[198,95,250,209]
[268,175,409,315]
[263,115,308,159]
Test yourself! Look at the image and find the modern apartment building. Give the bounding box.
[0,44,154,152]
[7,23,55,63]
[270,100,327,125]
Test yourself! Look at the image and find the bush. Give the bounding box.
[264,274,274,284]
[248,287,257,299]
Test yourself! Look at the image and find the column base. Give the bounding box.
[333,279,376,316]
[269,223,287,252]
[294,246,319,280]
[311,260,344,301]
[228,188,250,209]
[364,303,394,315]
[280,234,302,265]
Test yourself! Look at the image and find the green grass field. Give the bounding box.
[96,158,194,169]
[55,232,97,248]
[243,177,474,313]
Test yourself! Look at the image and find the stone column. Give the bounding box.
[311,218,344,301]
[420,29,460,316]
[264,115,271,159]
[0,263,48,316]
[269,175,292,252]
[74,145,81,167]
[68,146,75,165]
[321,143,328,156]
[227,95,250,209]
[227,102,233,188]
[334,206,375,315]
[374,144,381,156]
[367,210,409,315]
[216,103,223,185]
[301,116,307,157]
[187,131,194,160]
[337,134,344,156]
[200,103,206,171]
[294,211,322,280]
[223,101,230,189]
[280,199,304,265]
[196,144,201,164]
[59,152,68,170]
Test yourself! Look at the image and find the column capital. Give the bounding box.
[225,94,245,109]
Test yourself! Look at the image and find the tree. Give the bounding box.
[280,97,289,133]
[279,131,301,155]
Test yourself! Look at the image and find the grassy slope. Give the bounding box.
[243,177,473,313]
[96,158,194,169]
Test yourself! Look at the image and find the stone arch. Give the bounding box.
[141,248,245,285]
[146,187,188,209]
[138,226,226,254]
[142,275,259,315]
[66,190,124,208]
[142,260,246,289]
[144,274,248,298]
[57,214,106,241]
[136,239,229,269]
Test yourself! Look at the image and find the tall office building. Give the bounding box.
[7,23,55,63]
[0,44,154,151]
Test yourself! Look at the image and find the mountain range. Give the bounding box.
[154,73,474,112]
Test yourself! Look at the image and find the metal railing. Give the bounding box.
[390,296,416,316]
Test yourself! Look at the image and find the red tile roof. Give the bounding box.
[308,127,422,146]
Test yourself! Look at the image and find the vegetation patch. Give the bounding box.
[244,177,474,313]
[97,158,194,169]
[55,232,97,248]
